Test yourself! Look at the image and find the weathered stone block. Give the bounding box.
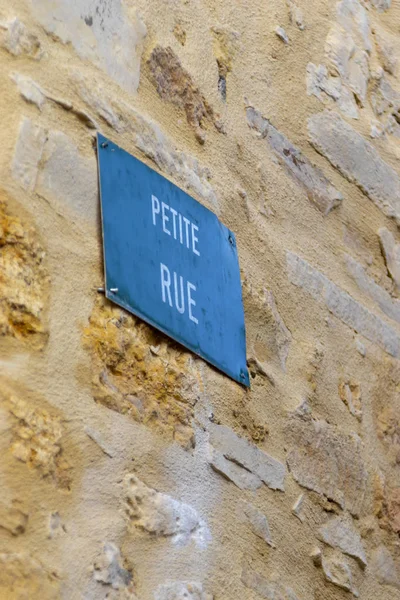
[124,475,210,548]
[318,514,367,567]
[36,129,98,225]
[320,551,358,596]
[93,543,135,594]
[11,73,46,111]
[0,18,42,58]
[286,408,367,515]
[370,546,400,589]
[287,251,400,357]
[12,118,47,191]
[154,582,213,600]
[0,191,49,346]
[243,502,274,547]
[308,110,400,220]
[84,299,201,449]
[378,227,400,290]
[247,105,343,215]
[30,0,146,92]
[345,254,400,324]
[209,423,285,491]
[148,46,223,144]
[0,383,71,488]
[209,448,262,490]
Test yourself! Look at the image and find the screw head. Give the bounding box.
[101,142,108,148]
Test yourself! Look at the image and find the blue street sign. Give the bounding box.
[97,133,250,387]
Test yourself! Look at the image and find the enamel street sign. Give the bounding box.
[97,133,249,386]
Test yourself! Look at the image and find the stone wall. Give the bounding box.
[0,0,400,598]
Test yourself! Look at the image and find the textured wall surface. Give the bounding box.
[1,0,400,598]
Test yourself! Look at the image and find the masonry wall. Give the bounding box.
[0,0,400,598]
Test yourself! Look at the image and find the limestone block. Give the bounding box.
[124,475,210,547]
[84,299,201,449]
[345,254,400,324]
[243,502,274,547]
[287,0,305,30]
[148,46,223,144]
[308,110,400,220]
[378,227,400,290]
[12,118,47,192]
[247,106,343,216]
[339,379,362,420]
[0,191,49,347]
[370,0,391,11]
[318,514,367,567]
[72,71,124,132]
[30,0,146,92]
[286,408,367,515]
[321,552,359,596]
[336,0,371,53]
[370,546,400,589]
[11,73,46,110]
[154,582,213,600]
[209,423,286,491]
[0,386,71,489]
[287,251,400,357]
[36,129,98,226]
[93,543,134,593]
[0,18,42,58]
[209,448,262,490]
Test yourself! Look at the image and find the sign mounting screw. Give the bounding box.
[101,142,109,148]
[228,234,234,246]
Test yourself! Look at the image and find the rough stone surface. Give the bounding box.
[308,110,400,220]
[124,475,210,547]
[370,546,400,589]
[241,568,300,599]
[209,423,286,491]
[387,488,400,533]
[0,191,48,346]
[148,46,223,143]
[1,386,71,489]
[287,0,305,30]
[339,379,362,420]
[346,254,400,324]
[11,73,46,110]
[3,0,400,597]
[30,0,146,92]
[0,502,28,536]
[243,502,274,547]
[93,543,135,595]
[84,298,201,449]
[287,251,400,357]
[247,105,343,215]
[0,554,59,598]
[36,128,98,225]
[0,18,42,58]
[286,408,367,515]
[318,514,367,567]
[321,552,359,596]
[209,448,262,490]
[12,118,47,191]
[154,582,213,600]
[379,227,400,290]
